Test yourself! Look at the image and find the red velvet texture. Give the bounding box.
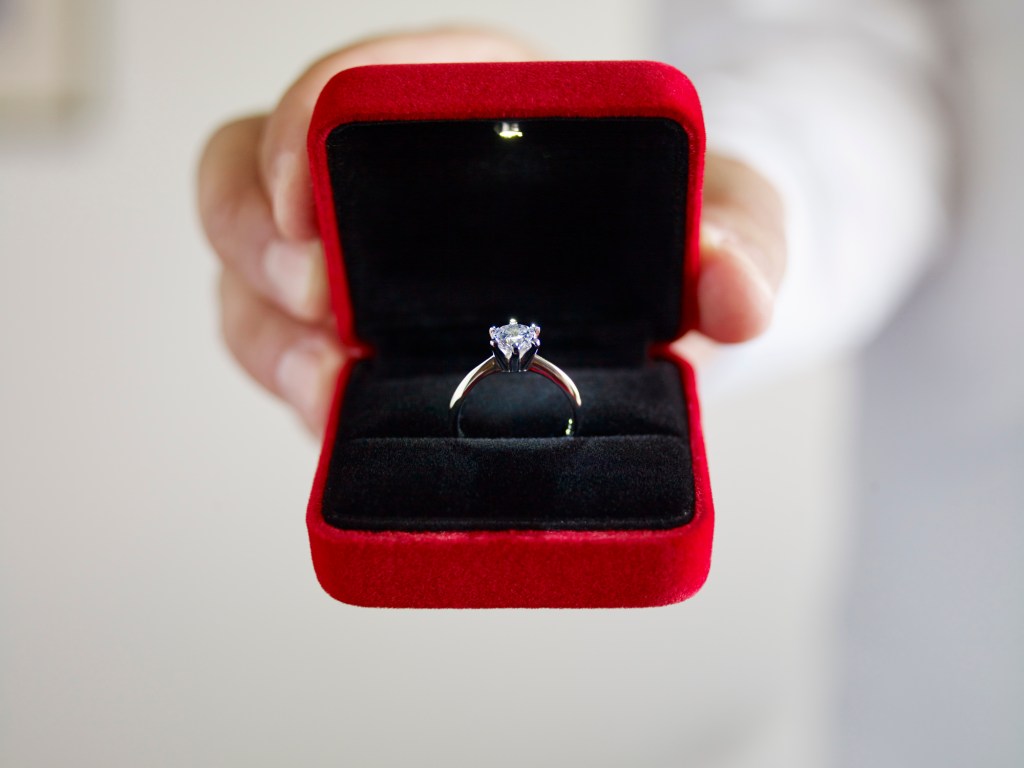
[306,61,713,608]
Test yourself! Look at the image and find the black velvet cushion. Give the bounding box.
[320,117,695,532]
[322,359,695,531]
[338,360,688,439]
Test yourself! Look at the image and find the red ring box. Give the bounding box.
[306,61,713,608]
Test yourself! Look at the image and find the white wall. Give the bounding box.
[0,2,853,765]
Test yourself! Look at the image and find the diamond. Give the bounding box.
[489,320,540,361]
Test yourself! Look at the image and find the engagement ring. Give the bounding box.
[449,319,582,438]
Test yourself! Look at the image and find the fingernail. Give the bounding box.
[264,238,326,319]
[277,340,342,433]
[725,241,775,311]
[700,221,738,253]
[736,246,775,307]
[701,222,774,301]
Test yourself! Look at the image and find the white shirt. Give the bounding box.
[664,2,1023,765]
[662,0,951,392]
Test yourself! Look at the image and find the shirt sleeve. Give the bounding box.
[659,0,952,393]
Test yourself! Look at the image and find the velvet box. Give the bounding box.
[305,61,713,608]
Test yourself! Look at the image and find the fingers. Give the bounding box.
[198,116,328,323]
[203,29,538,432]
[696,155,786,343]
[258,27,540,241]
[219,268,343,435]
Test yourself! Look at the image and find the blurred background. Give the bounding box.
[1,1,1019,766]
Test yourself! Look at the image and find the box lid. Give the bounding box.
[308,60,705,368]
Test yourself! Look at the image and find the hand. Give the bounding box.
[198,29,785,435]
[691,154,786,345]
[198,29,539,434]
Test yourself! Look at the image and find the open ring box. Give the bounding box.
[306,61,713,608]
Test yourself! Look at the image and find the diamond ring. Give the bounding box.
[449,319,582,438]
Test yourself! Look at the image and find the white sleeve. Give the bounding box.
[659,0,952,392]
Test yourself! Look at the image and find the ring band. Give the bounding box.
[449,319,582,438]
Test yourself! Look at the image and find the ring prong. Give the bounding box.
[453,320,579,438]
[490,340,510,371]
[520,344,537,370]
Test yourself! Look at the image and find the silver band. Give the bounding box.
[449,320,582,438]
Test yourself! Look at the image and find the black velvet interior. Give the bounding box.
[321,117,695,531]
[326,118,688,365]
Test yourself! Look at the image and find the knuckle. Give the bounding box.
[201,186,243,255]
[217,271,248,358]
[197,117,264,250]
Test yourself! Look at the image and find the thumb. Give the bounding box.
[696,155,786,343]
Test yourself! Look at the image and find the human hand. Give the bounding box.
[688,154,785,352]
[198,29,785,435]
[198,29,539,433]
